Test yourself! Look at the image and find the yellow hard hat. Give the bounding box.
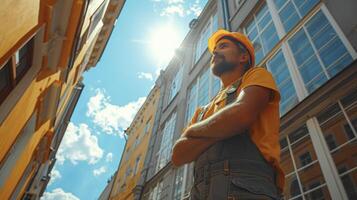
[208,29,255,67]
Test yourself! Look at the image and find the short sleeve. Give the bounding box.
[184,107,202,130]
[241,67,280,102]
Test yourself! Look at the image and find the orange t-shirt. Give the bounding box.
[189,67,285,191]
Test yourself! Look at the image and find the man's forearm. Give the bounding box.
[172,137,219,166]
[186,102,253,139]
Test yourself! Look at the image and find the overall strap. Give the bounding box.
[225,78,242,105]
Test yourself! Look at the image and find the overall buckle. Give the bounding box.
[224,160,230,176]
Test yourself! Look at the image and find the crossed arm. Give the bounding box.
[171,85,272,166]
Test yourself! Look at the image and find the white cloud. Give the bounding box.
[168,0,184,4]
[138,72,154,81]
[160,4,185,17]
[188,2,202,17]
[152,0,204,18]
[105,152,113,162]
[56,123,103,165]
[93,166,107,176]
[48,169,61,185]
[41,188,79,200]
[86,89,146,137]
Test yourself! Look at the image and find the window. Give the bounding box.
[288,10,353,93]
[133,136,140,149]
[15,38,34,81]
[133,156,141,175]
[195,13,218,62]
[144,119,151,135]
[325,134,337,151]
[0,38,34,105]
[280,138,288,149]
[309,182,324,200]
[149,180,163,200]
[289,125,309,144]
[299,152,312,166]
[343,119,357,140]
[0,61,13,104]
[125,167,132,178]
[186,68,221,124]
[156,113,177,171]
[173,167,184,200]
[316,103,340,124]
[233,0,245,10]
[273,0,319,33]
[267,50,298,115]
[244,3,279,64]
[88,0,107,36]
[341,173,357,199]
[168,67,183,102]
[290,179,301,198]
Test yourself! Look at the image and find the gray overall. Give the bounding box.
[190,82,280,200]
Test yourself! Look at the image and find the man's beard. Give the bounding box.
[211,55,236,77]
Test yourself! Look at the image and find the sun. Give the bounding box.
[149,24,182,67]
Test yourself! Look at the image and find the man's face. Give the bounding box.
[210,38,247,77]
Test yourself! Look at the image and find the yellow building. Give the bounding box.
[0,0,125,199]
[109,85,161,200]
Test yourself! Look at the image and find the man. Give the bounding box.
[172,30,284,199]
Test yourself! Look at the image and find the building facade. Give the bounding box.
[109,84,162,200]
[0,0,125,199]
[136,0,357,200]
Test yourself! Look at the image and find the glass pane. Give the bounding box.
[327,53,353,77]
[211,75,221,98]
[317,100,357,199]
[305,11,328,39]
[291,134,317,170]
[289,29,312,61]
[341,88,357,108]
[274,0,287,10]
[289,30,314,66]
[246,19,256,34]
[261,23,279,53]
[256,4,269,22]
[294,0,319,16]
[248,26,258,41]
[0,61,12,92]
[319,37,349,68]
[299,56,323,83]
[298,161,327,194]
[339,170,357,200]
[309,24,335,50]
[306,72,328,93]
[306,11,353,79]
[198,69,209,106]
[284,174,303,199]
[258,11,272,31]
[289,125,309,144]
[267,50,298,115]
[304,184,331,200]
[280,2,300,32]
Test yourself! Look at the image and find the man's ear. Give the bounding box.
[239,53,250,64]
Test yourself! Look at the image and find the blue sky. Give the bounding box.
[42,0,208,199]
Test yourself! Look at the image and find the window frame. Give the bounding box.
[0,37,34,105]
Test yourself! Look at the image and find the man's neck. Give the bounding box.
[220,66,244,88]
